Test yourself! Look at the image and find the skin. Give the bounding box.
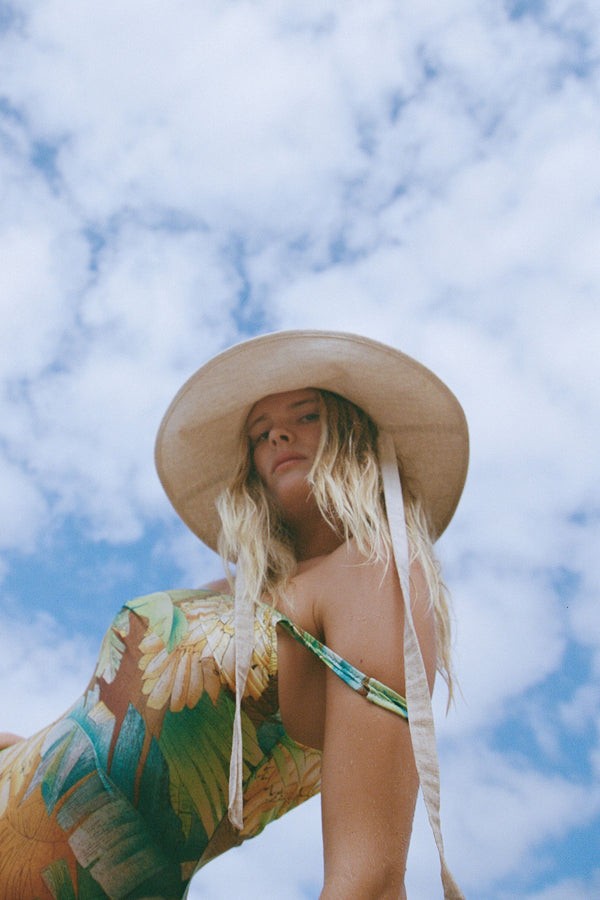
[235,389,437,898]
[246,388,341,560]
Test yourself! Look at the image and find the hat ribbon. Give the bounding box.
[228,560,252,830]
[379,430,464,899]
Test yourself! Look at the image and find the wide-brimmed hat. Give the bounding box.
[155,329,469,549]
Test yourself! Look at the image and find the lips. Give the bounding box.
[272,453,305,473]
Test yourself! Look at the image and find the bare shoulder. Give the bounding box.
[298,540,436,695]
[0,732,24,751]
[312,540,401,623]
[199,576,231,594]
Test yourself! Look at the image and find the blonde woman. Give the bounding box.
[0,331,467,899]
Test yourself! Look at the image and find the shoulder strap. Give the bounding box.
[273,609,408,720]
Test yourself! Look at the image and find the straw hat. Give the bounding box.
[155,329,469,547]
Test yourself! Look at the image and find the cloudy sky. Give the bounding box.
[1,0,599,897]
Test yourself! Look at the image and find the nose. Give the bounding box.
[269,426,292,445]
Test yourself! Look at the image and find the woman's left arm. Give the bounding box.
[316,546,436,899]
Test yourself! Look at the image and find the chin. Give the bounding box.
[270,482,317,520]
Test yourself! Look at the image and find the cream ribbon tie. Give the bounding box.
[228,560,252,830]
[379,430,464,900]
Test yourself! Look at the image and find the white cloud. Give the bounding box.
[0,0,599,897]
[186,799,323,900]
[500,871,600,900]
[443,744,600,891]
[0,221,243,542]
[0,607,95,736]
[0,154,87,385]
[0,457,48,551]
[559,681,600,750]
[443,567,565,734]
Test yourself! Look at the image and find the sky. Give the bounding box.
[0,0,599,897]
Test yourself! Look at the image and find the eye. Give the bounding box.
[252,430,269,446]
[300,412,320,424]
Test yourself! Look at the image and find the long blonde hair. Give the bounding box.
[217,389,454,696]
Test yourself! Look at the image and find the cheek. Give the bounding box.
[307,424,323,455]
[251,445,269,481]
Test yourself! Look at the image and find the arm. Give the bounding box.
[316,544,436,898]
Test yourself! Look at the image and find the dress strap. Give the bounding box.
[272,608,408,720]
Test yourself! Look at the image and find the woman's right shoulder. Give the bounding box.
[199,576,231,593]
[0,732,24,751]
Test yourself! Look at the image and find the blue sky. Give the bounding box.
[1,1,599,897]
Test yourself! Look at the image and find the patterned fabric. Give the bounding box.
[0,589,322,900]
[272,609,408,719]
[0,588,409,900]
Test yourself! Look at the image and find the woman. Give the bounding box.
[0,331,468,899]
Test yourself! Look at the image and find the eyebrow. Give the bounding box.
[246,396,319,433]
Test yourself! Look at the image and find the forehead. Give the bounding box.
[246,388,319,427]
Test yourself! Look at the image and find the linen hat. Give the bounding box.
[155,329,469,549]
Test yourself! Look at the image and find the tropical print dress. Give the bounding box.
[0,589,323,900]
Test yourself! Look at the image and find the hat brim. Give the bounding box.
[155,330,469,552]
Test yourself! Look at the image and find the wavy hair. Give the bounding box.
[217,389,454,697]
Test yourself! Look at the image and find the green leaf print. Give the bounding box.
[126,592,188,652]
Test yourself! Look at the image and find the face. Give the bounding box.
[246,388,323,519]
